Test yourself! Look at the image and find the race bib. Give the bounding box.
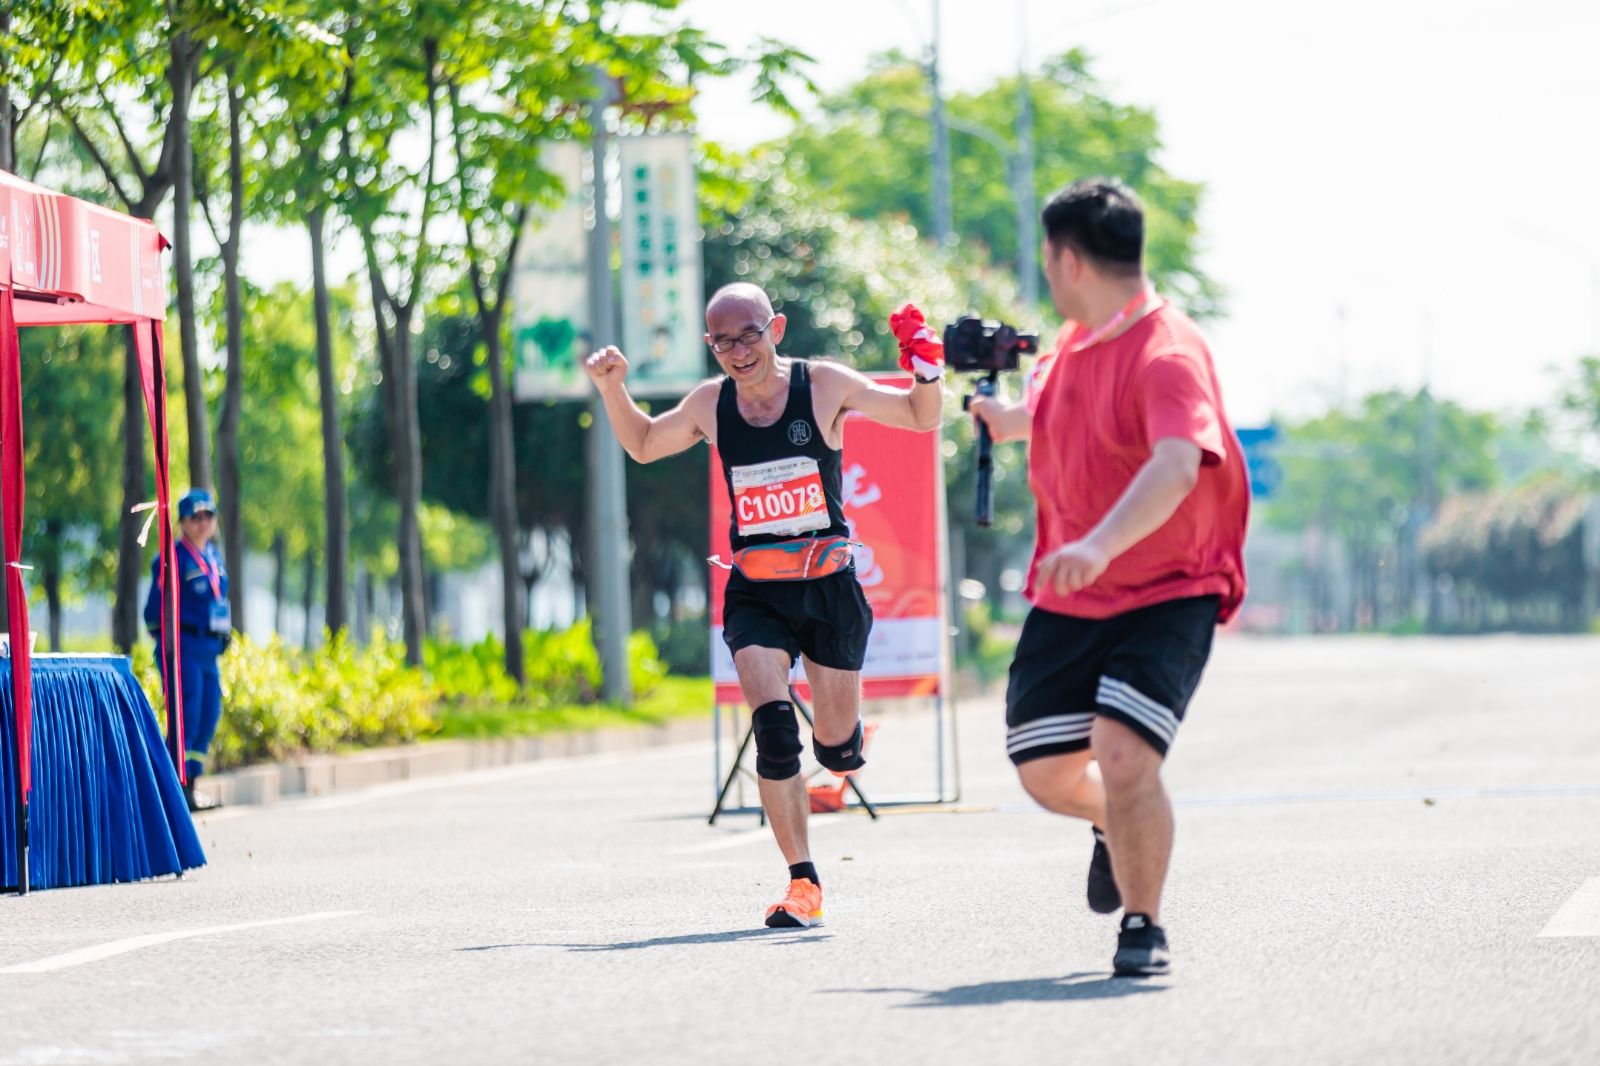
[731,457,830,538]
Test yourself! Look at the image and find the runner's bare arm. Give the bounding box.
[821,361,943,433]
[583,347,717,462]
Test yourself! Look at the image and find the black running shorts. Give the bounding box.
[1004,595,1220,763]
[722,568,873,671]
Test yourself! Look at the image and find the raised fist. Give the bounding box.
[583,346,629,391]
[889,303,944,380]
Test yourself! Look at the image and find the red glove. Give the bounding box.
[890,303,944,381]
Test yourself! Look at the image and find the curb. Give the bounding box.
[198,715,713,808]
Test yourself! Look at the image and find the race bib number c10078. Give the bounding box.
[730,457,830,538]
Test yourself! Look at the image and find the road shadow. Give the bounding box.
[824,971,1169,1007]
[462,928,831,953]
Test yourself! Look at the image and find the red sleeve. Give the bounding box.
[1140,351,1226,466]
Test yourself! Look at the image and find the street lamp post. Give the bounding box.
[944,115,1036,307]
[926,0,954,248]
[1014,0,1038,308]
[910,0,1038,304]
[586,71,634,706]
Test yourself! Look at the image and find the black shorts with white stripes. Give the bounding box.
[1004,595,1220,763]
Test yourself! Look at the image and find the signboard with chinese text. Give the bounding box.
[511,140,591,399]
[618,133,706,397]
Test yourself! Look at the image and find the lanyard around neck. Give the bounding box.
[1067,289,1158,353]
[181,540,221,601]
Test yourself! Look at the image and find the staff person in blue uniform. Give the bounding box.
[144,488,231,812]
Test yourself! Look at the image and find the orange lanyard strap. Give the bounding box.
[1066,289,1158,353]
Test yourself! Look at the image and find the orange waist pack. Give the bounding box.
[723,535,854,581]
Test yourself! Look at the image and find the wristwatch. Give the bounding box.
[914,373,942,385]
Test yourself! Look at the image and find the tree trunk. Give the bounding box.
[308,207,349,635]
[271,532,286,636]
[215,77,246,631]
[168,30,211,491]
[630,547,654,628]
[113,326,147,654]
[0,9,13,173]
[357,567,373,642]
[302,548,316,650]
[396,326,427,658]
[481,308,525,682]
[43,522,62,653]
[371,294,428,665]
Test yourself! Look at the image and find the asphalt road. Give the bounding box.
[3,636,1598,1065]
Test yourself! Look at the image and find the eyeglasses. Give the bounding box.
[706,317,775,354]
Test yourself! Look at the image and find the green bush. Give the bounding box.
[628,630,669,697]
[211,631,436,771]
[651,615,711,676]
[962,601,1018,688]
[522,621,604,705]
[131,622,680,772]
[427,634,522,705]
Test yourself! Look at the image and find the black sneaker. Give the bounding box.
[1087,827,1121,914]
[1113,913,1170,977]
[183,780,221,813]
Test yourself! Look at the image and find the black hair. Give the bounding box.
[1040,178,1144,277]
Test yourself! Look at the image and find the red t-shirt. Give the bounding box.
[1025,301,1249,622]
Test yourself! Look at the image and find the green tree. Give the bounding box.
[336,4,458,666]
[1263,390,1500,629]
[250,0,356,636]
[1421,477,1593,632]
[191,11,339,631]
[18,326,124,649]
[779,50,1219,316]
[1560,356,1600,466]
[436,1,809,683]
[228,280,350,641]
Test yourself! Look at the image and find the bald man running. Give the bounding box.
[584,283,945,927]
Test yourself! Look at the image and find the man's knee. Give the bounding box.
[1016,752,1093,807]
[1092,717,1162,790]
[813,721,865,774]
[753,700,803,780]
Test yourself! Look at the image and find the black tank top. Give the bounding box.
[716,359,849,551]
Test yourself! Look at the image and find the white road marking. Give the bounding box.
[0,911,363,974]
[1538,878,1600,938]
[1179,783,1600,808]
[675,814,847,853]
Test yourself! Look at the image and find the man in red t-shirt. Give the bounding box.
[971,178,1248,977]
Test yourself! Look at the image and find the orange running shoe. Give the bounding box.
[764,878,824,929]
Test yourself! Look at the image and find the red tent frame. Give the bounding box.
[1,167,180,895]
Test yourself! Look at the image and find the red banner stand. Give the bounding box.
[707,373,960,822]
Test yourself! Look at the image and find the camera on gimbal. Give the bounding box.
[943,315,1039,374]
[944,316,1039,528]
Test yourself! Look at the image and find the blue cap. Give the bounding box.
[178,488,216,519]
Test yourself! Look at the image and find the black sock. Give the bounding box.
[789,861,820,887]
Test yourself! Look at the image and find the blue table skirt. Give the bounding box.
[1,654,206,890]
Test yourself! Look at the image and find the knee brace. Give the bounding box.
[753,701,803,780]
[813,721,866,774]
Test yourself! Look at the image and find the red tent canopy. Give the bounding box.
[1,167,181,894]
